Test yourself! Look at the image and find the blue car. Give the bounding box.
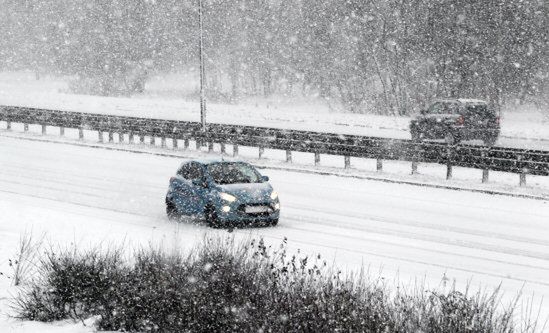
[165,159,280,227]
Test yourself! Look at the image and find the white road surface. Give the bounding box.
[1,135,549,331]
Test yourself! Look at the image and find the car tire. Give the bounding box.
[205,205,221,228]
[411,130,422,142]
[270,218,279,227]
[483,135,497,146]
[165,199,179,221]
[444,132,460,145]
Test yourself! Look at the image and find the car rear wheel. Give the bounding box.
[270,218,279,226]
[483,135,497,146]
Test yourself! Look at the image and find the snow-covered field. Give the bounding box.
[1,71,548,150]
[1,135,549,331]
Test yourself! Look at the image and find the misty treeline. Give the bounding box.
[0,0,547,114]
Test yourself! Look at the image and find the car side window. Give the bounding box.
[187,163,204,181]
[177,164,191,179]
[429,102,458,114]
[428,102,444,114]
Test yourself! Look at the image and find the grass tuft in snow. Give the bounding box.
[13,236,537,332]
[4,230,45,287]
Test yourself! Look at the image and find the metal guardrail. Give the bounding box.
[1,105,548,185]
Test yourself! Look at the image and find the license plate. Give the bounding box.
[245,206,270,214]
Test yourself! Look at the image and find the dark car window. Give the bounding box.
[187,163,204,180]
[176,164,190,178]
[177,163,203,180]
[465,104,490,117]
[428,102,459,114]
[207,162,262,185]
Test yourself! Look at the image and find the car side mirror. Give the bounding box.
[192,178,208,188]
[261,175,269,182]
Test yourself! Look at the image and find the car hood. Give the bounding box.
[216,182,273,202]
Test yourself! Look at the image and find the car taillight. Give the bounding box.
[456,115,465,126]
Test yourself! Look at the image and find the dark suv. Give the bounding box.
[410,99,500,145]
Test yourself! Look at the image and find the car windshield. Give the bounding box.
[207,162,262,185]
[465,104,488,114]
[428,102,460,114]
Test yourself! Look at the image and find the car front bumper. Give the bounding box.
[216,202,280,225]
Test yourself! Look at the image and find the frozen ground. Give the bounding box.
[0,71,548,150]
[1,134,549,332]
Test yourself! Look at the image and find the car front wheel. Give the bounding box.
[166,199,179,220]
[444,132,460,145]
[205,205,221,228]
[411,130,422,142]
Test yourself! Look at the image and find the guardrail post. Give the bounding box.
[446,147,453,180]
[150,136,155,146]
[411,161,418,174]
[41,124,46,135]
[314,152,320,166]
[482,169,489,183]
[60,127,65,136]
[259,146,264,159]
[208,142,214,153]
[119,133,124,143]
[481,149,488,183]
[520,170,527,187]
[98,131,103,143]
[6,121,11,130]
[286,150,292,163]
[161,137,167,148]
[139,135,145,144]
[411,142,420,174]
[196,139,201,150]
[129,132,134,144]
[24,123,29,132]
[233,144,239,157]
[78,127,84,140]
[376,158,383,172]
[344,156,350,169]
[184,138,189,149]
[220,143,226,154]
[108,132,114,143]
[172,138,178,149]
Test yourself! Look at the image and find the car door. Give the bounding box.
[423,102,452,135]
[184,163,209,215]
[464,103,490,135]
[170,163,195,215]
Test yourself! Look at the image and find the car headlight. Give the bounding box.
[219,192,237,203]
[270,191,279,200]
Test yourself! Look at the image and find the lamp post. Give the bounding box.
[198,0,206,132]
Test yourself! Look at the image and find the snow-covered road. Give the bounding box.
[2,136,549,330]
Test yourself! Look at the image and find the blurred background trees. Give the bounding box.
[0,0,547,114]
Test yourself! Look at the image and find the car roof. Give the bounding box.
[186,157,244,166]
[434,98,487,105]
